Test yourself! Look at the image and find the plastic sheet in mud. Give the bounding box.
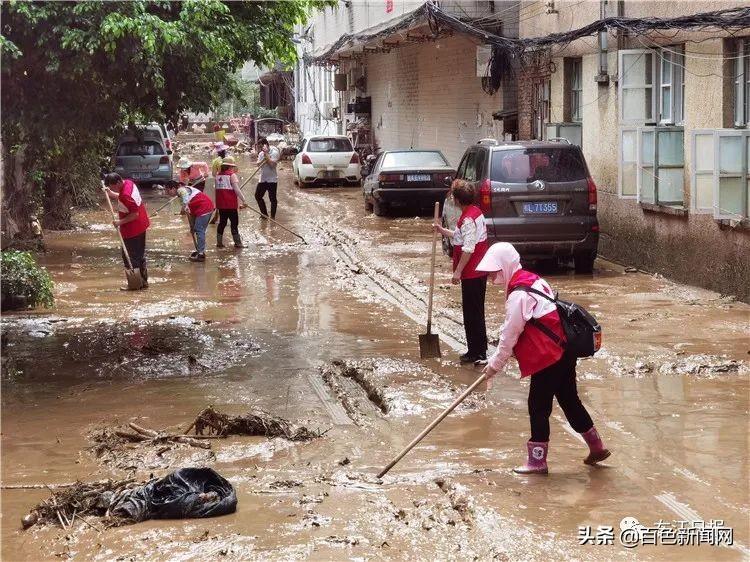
[110,468,237,522]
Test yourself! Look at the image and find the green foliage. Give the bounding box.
[1,251,54,309]
[0,0,333,235]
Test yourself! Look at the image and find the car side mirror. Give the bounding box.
[443,176,453,187]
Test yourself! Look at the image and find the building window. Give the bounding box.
[691,130,750,220]
[570,58,583,122]
[659,46,684,125]
[532,80,550,140]
[619,49,655,124]
[619,126,685,206]
[618,47,684,125]
[546,122,582,147]
[734,39,750,127]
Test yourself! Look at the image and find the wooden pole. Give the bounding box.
[377,373,487,479]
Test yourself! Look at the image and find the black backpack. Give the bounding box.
[511,285,602,358]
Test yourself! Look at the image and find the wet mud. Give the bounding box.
[2,141,748,561]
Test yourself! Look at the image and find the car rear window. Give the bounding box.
[117,141,165,157]
[382,152,449,168]
[490,148,587,183]
[307,138,353,152]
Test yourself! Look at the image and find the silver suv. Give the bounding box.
[442,139,599,273]
[112,127,173,187]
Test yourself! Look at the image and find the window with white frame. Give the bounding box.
[619,46,684,125]
[570,58,582,122]
[659,45,684,125]
[619,50,655,124]
[734,39,750,127]
[618,126,685,206]
[691,130,750,220]
[619,128,638,197]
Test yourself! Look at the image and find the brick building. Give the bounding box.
[294,1,520,165]
[295,0,750,300]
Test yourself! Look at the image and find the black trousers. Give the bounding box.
[460,276,488,356]
[528,351,594,442]
[122,232,146,276]
[255,182,278,218]
[217,209,239,237]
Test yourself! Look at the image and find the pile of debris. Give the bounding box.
[187,405,322,441]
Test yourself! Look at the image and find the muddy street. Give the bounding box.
[2,148,749,561]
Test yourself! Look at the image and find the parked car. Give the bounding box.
[112,128,173,187]
[293,135,361,187]
[146,122,174,156]
[442,139,599,273]
[363,149,455,216]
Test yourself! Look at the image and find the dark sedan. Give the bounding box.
[363,150,455,216]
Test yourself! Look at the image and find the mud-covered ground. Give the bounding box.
[2,140,749,561]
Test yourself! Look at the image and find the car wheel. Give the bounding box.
[574,253,596,274]
[373,199,388,217]
[364,197,374,213]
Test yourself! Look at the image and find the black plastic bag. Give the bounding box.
[111,468,237,522]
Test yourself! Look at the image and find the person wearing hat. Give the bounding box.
[211,143,229,178]
[214,155,248,248]
[475,241,610,475]
[177,156,209,192]
[164,180,215,262]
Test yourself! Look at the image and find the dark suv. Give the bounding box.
[442,139,599,273]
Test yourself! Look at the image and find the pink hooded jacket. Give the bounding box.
[476,242,565,377]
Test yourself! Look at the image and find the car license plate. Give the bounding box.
[131,172,151,179]
[522,201,558,214]
[322,171,338,179]
[407,174,431,182]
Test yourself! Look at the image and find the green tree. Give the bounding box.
[1,0,330,242]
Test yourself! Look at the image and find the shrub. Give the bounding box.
[1,250,54,310]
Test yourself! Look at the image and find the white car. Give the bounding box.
[293,135,361,188]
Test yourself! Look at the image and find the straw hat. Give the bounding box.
[177,156,192,169]
[221,156,238,167]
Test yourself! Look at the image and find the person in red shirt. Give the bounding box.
[103,173,150,289]
[165,181,215,262]
[433,180,489,365]
[214,156,248,248]
[476,242,610,474]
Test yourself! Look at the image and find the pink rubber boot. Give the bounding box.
[513,441,549,474]
[581,426,611,465]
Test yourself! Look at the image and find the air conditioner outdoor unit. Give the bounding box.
[320,101,337,119]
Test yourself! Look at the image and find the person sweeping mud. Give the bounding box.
[476,242,611,474]
[433,180,488,365]
[214,156,248,248]
[103,173,150,289]
[255,137,280,219]
[165,181,215,262]
[177,156,209,192]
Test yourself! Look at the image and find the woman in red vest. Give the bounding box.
[214,156,248,248]
[433,180,489,365]
[165,181,215,262]
[103,173,150,289]
[476,242,610,474]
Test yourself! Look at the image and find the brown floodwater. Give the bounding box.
[2,145,748,561]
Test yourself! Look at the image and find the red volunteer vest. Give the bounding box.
[508,269,566,377]
[215,171,238,209]
[452,205,488,280]
[184,186,215,217]
[118,180,150,239]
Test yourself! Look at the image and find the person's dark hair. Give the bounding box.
[217,149,227,158]
[220,164,233,173]
[451,179,475,206]
[256,136,268,147]
[103,173,123,186]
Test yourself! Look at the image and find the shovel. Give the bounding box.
[378,372,487,478]
[419,201,442,359]
[102,186,144,290]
